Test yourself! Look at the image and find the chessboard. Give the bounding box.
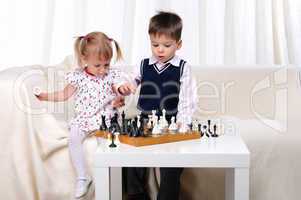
[94,130,201,147]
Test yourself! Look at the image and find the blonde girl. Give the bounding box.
[36,31,124,198]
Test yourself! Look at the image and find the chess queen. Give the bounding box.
[34,32,125,199]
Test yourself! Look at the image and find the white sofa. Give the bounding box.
[1,57,301,200]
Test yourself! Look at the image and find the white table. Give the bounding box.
[94,135,250,200]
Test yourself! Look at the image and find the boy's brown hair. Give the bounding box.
[148,11,182,42]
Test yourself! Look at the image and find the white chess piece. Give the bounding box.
[168,116,178,134]
[115,132,120,145]
[179,124,188,133]
[33,86,42,96]
[137,115,141,129]
[152,116,161,136]
[160,109,168,129]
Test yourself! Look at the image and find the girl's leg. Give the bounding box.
[69,125,88,179]
[69,125,92,198]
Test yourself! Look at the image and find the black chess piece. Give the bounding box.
[198,123,204,137]
[203,125,210,137]
[207,120,213,136]
[189,123,193,131]
[211,124,218,137]
[131,120,139,137]
[121,111,126,134]
[99,115,108,131]
[137,117,145,137]
[110,113,121,133]
[109,127,117,148]
[127,120,132,136]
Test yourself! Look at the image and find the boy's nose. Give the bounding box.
[158,46,164,53]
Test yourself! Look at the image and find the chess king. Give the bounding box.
[117,11,197,200]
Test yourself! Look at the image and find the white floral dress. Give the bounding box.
[66,68,120,132]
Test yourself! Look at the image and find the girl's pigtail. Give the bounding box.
[111,39,123,61]
[74,36,86,68]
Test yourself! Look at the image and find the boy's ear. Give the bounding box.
[177,40,182,50]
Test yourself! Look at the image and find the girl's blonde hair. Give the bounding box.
[74,31,123,68]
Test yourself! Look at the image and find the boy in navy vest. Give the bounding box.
[118,11,197,200]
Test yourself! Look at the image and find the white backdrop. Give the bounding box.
[0,0,300,70]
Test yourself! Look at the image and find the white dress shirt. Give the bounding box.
[132,55,198,125]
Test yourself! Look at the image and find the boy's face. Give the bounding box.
[150,34,182,63]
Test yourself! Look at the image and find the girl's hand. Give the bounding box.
[118,83,136,96]
[111,96,125,108]
[35,92,47,101]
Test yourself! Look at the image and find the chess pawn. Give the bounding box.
[179,124,189,134]
[211,124,218,137]
[115,132,121,144]
[192,120,199,131]
[168,116,178,134]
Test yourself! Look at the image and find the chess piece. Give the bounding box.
[131,120,139,137]
[168,116,178,134]
[198,123,204,137]
[211,124,218,137]
[109,126,117,148]
[152,116,161,136]
[188,123,193,133]
[160,109,169,130]
[203,125,210,137]
[147,115,153,129]
[179,124,188,133]
[207,120,213,136]
[127,120,133,136]
[121,111,126,134]
[99,115,108,131]
[115,131,121,144]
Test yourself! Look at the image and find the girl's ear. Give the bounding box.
[177,40,182,50]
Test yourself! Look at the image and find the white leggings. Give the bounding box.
[69,125,89,179]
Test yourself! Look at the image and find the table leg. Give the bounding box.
[225,168,249,200]
[110,167,122,200]
[95,167,110,200]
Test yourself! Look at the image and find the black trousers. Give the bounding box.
[125,167,183,200]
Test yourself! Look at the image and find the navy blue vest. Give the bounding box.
[137,58,186,119]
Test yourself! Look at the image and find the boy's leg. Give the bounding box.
[126,167,150,200]
[157,168,183,200]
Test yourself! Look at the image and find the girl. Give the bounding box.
[36,31,124,198]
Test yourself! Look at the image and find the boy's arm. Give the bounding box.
[176,64,198,126]
[36,84,77,102]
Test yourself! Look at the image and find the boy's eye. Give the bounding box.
[94,64,101,68]
[152,44,159,47]
[164,44,171,47]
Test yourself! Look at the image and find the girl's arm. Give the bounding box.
[36,84,77,102]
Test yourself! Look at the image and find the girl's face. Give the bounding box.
[84,55,110,77]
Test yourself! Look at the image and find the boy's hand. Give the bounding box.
[118,83,136,96]
[111,96,125,108]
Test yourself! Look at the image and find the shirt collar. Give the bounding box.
[149,55,181,67]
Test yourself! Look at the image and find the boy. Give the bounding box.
[119,11,197,200]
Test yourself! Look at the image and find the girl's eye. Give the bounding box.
[152,44,159,47]
[164,44,171,47]
[95,64,101,68]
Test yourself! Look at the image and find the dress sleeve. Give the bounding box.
[65,70,81,87]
